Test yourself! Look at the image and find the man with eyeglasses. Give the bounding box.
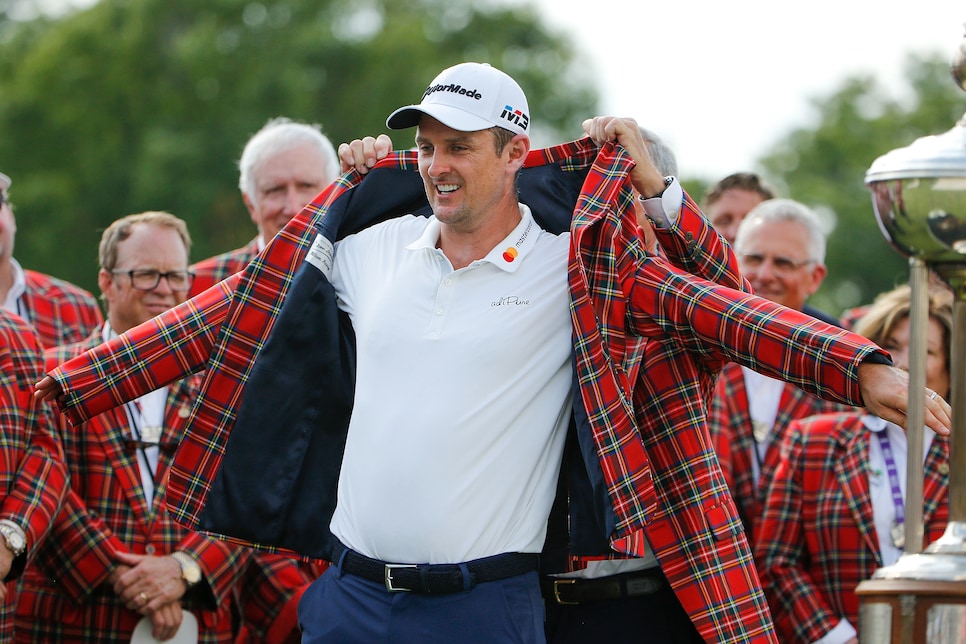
[0,171,102,348]
[708,198,850,545]
[16,211,247,642]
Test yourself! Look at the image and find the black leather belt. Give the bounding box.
[339,546,539,594]
[541,567,668,605]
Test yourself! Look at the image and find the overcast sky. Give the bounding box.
[524,0,966,180]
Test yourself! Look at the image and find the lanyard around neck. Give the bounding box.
[875,431,905,527]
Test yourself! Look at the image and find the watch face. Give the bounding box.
[2,527,24,553]
[185,565,201,584]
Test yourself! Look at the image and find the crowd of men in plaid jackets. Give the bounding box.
[0,112,952,643]
[0,129,333,641]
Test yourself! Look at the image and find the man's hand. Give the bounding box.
[113,551,190,615]
[858,362,951,435]
[34,375,64,404]
[0,543,12,598]
[107,563,133,587]
[581,117,666,198]
[150,600,185,641]
[338,134,394,175]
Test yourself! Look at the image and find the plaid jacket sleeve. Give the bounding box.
[653,190,750,292]
[0,311,68,580]
[235,553,318,643]
[625,256,882,406]
[48,278,236,425]
[32,485,125,600]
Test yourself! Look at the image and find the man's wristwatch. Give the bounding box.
[639,176,674,201]
[171,551,202,588]
[0,520,26,557]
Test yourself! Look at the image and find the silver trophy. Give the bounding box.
[857,26,966,644]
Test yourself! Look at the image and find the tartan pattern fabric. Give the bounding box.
[21,268,103,349]
[568,176,750,575]
[189,239,259,298]
[755,412,949,643]
[17,333,247,641]
[0,310,68,640]
[709,362,849,542]
[233,553,323,643]
[567,143,882,642]
[48,139,889,643]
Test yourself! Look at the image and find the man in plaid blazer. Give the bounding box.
[38,76,950,642]
[708,199,849,543]
[0,309,68,640]
[0,171,103,348]
[189,117,339,297]
[18,212,247,642]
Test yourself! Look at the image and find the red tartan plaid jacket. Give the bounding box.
[0,310,68,641]
[18,333,247,641]
[756,412,949,643]
[189,239,259,298]
[21,269,103,349]
[47,140,886,643]
[709,362,849,543]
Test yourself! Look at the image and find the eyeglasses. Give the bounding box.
[110,269,194,292]
[738,253,815,276]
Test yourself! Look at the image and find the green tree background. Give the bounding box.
[756,53,965,315]
[0,0,597,296]
[1,0,964,317]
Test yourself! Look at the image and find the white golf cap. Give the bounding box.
[386,62,530,136]
[0,172,10,192]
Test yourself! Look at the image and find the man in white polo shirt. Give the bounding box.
[304,62,575,642]
[39,62,951,644]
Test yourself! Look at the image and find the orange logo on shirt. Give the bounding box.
[503,247,519,262]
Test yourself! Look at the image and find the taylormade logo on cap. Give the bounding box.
[423,84,483,101]
[386,62,530,136]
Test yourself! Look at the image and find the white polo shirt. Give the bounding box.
[328,205,573,564]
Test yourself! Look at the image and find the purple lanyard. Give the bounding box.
[875,431,905,526]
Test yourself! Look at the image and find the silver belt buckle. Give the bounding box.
[385,563,417,592]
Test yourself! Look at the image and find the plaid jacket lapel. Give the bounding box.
[921,434,950,540]
[724,367,758,507]
[64,335,154,520]
[100,405,154,519]
[568,141,657,539]
[833,419,879,561]
[762,384,847,502]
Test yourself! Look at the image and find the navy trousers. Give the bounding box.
[299,555,545,643]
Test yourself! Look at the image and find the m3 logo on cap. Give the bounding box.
[500,105,529,131]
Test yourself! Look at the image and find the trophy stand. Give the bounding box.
[855,27,966,643]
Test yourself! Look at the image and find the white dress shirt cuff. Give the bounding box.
[639,177,682,229]
[813,619,857,644]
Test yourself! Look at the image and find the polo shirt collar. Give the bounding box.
[406,204,542,273]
